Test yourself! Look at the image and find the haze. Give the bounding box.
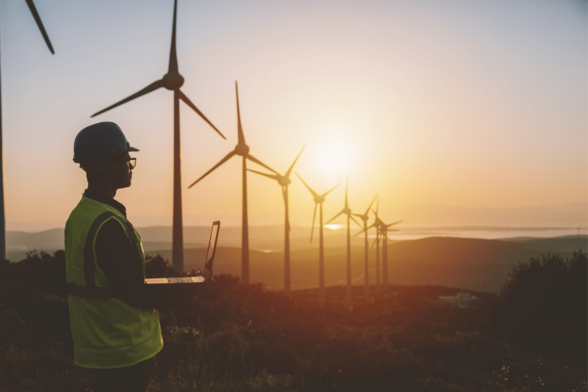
[1,0,586,231]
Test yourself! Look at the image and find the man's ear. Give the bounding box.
[110,160,119,176]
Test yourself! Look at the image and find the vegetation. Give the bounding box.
[0,250,586,391]
[493,250,587,366]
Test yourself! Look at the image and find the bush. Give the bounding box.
[494,250,587,365]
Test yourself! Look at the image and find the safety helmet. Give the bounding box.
[73,122,139,164]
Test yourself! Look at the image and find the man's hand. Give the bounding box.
[146,255,169,276]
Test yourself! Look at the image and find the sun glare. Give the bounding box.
[324,224,343,230]
[321,145,345,171]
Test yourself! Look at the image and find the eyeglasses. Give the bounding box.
[120,157,136,169]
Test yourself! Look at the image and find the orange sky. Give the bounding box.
[1,0,586,230]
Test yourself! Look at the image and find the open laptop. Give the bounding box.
[145,221,220,285]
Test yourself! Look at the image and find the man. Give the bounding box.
[65,121,167,392]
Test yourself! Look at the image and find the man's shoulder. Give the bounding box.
[66,197,123,233]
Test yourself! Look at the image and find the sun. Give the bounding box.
[321,145,346,172]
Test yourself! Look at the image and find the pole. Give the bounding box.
[284,187,291,296]
[0,30,5,261]
[376,228,380,295]
[172,90,184,271]
[383,229,389,295]
[346,214,352,310]
[364,221,369,299]
[242,156,249,284]
[319,202,325,306]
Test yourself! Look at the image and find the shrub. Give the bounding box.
[494,250,587,365]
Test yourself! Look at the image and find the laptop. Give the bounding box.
[145,221,220,285]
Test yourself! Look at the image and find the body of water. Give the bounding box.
[381,227,587,241]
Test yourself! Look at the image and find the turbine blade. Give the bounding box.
[168,0,179,73]
[325,211,344,225]
[386,220,404,227]
[246,154,278,174]
[322,183,341,198]
[285,144,306,178]
[248,169,279,181]
[187,150,236,188]
[310,203,317,243]
[350,215,362,229]
[354,227,367,237]
[344,175,349,209]
[375,196,379,215]
[235,81,245,144]
[365,194,378,216]
[295,172,319,198]
[25,0,54,54]
[179,90,226,139]
[370,236,378,249]
[91,79,164,117]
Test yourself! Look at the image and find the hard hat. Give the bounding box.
[73,122,139,164]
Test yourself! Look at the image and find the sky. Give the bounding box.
[1,0,586,231]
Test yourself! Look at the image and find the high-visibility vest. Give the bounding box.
[65,196,163,369]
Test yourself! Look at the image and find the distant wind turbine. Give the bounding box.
[378,218,402,296]
[295,173,340,306]
[371,198,383,294]
[91,0,225,271]
[363,198,402,295]
[353,195,378,302]
[188,82,277,284]
[325,177,362,310]
[0,0,55,259]
[248,146,306,296]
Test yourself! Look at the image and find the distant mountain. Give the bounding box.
[6,222,585,261]
[8,202,586,232]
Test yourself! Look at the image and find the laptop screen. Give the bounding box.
[207,222,219,264]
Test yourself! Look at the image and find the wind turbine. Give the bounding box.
[295,173,339,306]
[91,0,225,272]
[362,198,401,295]
[0,0,55,259]
[325,177,362,310]
[188,82,277,284]
[353,195,378,303]
[372,199,383,294]
[248,146,305,296]
[378,218,402,296]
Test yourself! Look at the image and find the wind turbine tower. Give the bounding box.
[296,173,340,306]
[248,146,306,296]
[353,195,377,303]
[0,0,55,260]
[379,218,402,296]
[188,82,277,284]
[325,177,361,310]
[91,0,226,271]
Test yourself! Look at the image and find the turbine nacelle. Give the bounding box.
[314,195,325,204]
[163,72,185,90]
[277,176,291,187]
[235,143,250,156]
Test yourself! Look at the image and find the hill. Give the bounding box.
[149,235,587,294]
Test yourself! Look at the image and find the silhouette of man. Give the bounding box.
[65,122,169,392]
